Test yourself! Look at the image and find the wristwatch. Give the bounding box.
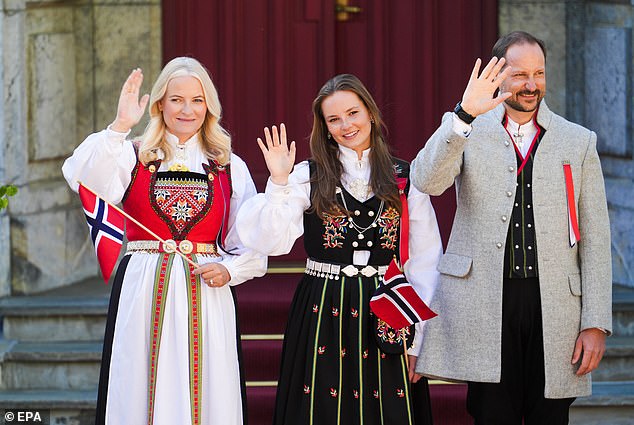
[454,102,476,125]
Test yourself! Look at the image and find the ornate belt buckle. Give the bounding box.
[179,240,194,255]
[163,239,177,253]
[361,266,377,277]
[341,265,359,277]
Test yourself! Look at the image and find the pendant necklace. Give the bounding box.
[169,143,190,172]
[336,186,384,240]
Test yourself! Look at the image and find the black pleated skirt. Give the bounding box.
[273,273,433,425]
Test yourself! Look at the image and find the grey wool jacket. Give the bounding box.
[411,101,612,399]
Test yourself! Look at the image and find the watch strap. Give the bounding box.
[454,102,475,125]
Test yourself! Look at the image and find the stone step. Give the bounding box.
[613,284,634,337]
[0,388,276,425]
[3,336,630,392]
[593,337,634,382]
[570,381,634,425]
[0,389,96,425]
[1,281,630,341]
[0,337,286,390]
[0,389,96,410]
[0,381,630,425]
[0,341,101,390]
[0,286,109,342]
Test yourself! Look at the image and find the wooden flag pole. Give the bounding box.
[78,181,198,268]
[402,327,413,383]
[402,328,408,361]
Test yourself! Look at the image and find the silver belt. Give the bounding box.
[305,259,388,280]
[126,240,218,256]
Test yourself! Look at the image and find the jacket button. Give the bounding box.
[506,191,513,197]
[504,141,510,147]
[501,216,507,222]
[496,242,503,248]
[508,166,515,172]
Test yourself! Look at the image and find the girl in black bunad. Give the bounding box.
[236,74,442,425]
[63,57,266,425]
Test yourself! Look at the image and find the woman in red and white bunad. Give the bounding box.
[62,57,267,425]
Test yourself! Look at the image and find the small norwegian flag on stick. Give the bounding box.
[370,259,437,330]
[78,183,125,283]
[78,182,198,283]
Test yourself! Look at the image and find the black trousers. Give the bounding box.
[466,277,575,425]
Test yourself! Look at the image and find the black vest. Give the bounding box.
[503,123,545,279]
[303,159,409,266]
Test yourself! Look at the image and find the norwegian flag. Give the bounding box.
[370,259,437,329]
[79,183,124,282]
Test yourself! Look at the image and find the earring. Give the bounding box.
[327,133,332,139]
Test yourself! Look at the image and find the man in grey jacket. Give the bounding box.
[411,31,612,425]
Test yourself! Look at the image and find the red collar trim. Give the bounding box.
[503,112,541,175]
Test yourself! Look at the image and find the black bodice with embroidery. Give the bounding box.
[302,159,409,266]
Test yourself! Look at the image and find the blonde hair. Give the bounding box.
[138,57,232,165]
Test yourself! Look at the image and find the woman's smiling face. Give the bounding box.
[159,75,207,143]
[322,90,373,156]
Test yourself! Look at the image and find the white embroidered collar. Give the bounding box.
[338,144,370,169]
[338,145,372,201]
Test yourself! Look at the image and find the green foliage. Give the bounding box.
[0,184,18,211]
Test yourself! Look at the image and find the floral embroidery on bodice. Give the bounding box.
[377,207,399,250]
[153,174,209,234]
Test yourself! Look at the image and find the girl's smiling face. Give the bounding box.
[322,90,373,157]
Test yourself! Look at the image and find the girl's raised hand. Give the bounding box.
[257,123,296,186]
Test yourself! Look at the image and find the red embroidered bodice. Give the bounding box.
[122,160,230,243]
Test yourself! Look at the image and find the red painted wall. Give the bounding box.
[162,0,498,251]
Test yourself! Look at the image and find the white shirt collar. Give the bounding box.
[338,144,370,165]
[165,131,199,148]
[505,116,537,136]
[159,131,207,172]
[337,144,372,201]
[505,116,538,158]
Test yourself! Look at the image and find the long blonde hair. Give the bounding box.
[138,57,232,165]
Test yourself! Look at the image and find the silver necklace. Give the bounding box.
[336,186,384,240]
[175,144,187,162]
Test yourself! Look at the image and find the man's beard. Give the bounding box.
[504,90,544,112]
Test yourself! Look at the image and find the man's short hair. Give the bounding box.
[492,31,547,60]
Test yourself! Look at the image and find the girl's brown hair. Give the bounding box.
[309,74,400,217]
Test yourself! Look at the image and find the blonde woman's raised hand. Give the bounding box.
[110,68,150,133]
[459,57,512,118]
[257,123,296,186]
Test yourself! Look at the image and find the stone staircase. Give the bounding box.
[0,277,632,424]
[0,269,299,425]
[0,279,107,423]
[569,285,634,425]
